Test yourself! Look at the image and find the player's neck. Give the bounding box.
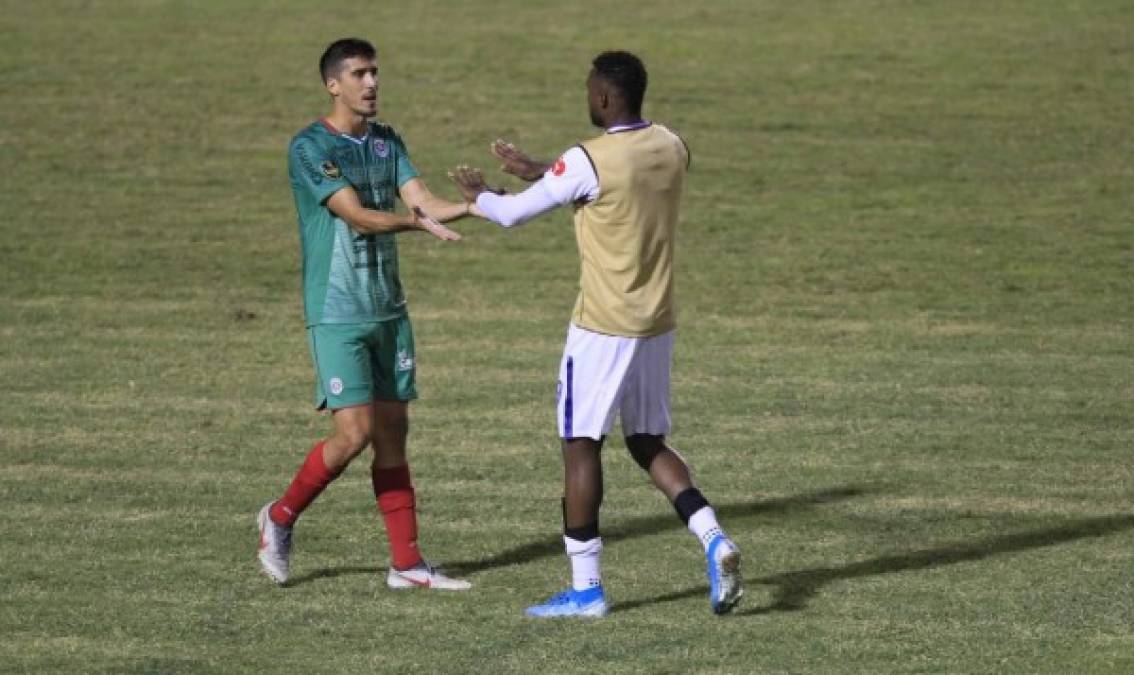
[602,111,644,131]
[324,109,371,139]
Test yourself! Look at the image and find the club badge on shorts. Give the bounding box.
[329,377,344,396]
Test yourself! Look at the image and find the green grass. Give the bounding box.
[2,0,1133,672]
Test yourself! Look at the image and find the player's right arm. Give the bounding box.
[325,188,460,240]
[450,146,598,228]
[289,134,459,241]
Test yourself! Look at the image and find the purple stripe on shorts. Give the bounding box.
[565,356,574,437]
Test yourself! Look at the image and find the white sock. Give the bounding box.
[687,506,725,552]
[564,536,603,591]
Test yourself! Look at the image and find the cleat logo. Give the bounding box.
[400,573,431,588]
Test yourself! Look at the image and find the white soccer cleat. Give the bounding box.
[706,534,743,615]
[257,502,292,585]
[386,561,471,591]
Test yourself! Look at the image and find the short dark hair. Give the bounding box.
[592,51,648,115]
[319,38,376,83]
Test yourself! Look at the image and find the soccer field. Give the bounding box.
[2,0,1133,672]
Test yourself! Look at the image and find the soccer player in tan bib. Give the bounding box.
[450,51,743,617]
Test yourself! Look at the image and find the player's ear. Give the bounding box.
[325,77,340,97]
[596,79,614,109]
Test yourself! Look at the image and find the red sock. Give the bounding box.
[269,441,339,527]
[372,463,422,570]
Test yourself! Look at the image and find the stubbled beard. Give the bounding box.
[355,99,377,118]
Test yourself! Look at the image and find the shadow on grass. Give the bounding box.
[613,513,1134,615]
[286,485,867,587]
[443,485,868,577]
[285,566,380,587]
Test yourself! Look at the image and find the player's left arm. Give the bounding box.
[398,178,472,223]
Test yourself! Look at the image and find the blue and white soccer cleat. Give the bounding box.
[706,534,743,614]
[525,586,609,618]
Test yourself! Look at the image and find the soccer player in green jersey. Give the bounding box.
[257,38,472,590]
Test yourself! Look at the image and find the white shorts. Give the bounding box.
[556,324,674,440]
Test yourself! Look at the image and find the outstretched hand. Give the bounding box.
[448,165,494,203]
[413,206,461,241]
[490,139,549,182]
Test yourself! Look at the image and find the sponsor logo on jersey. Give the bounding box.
[329,377,344,395]
[321,161,341,179]
[551,156,566,177]
[397,349,414,372]
[373,138,389,158]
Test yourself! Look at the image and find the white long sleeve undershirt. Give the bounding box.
[475,146,600,228]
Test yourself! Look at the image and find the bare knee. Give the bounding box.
[374,405,409,440]
[334,416,373,459]
[371,400,410,467]
[626,434,666,471]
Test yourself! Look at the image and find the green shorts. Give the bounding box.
[307,315,417,410]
